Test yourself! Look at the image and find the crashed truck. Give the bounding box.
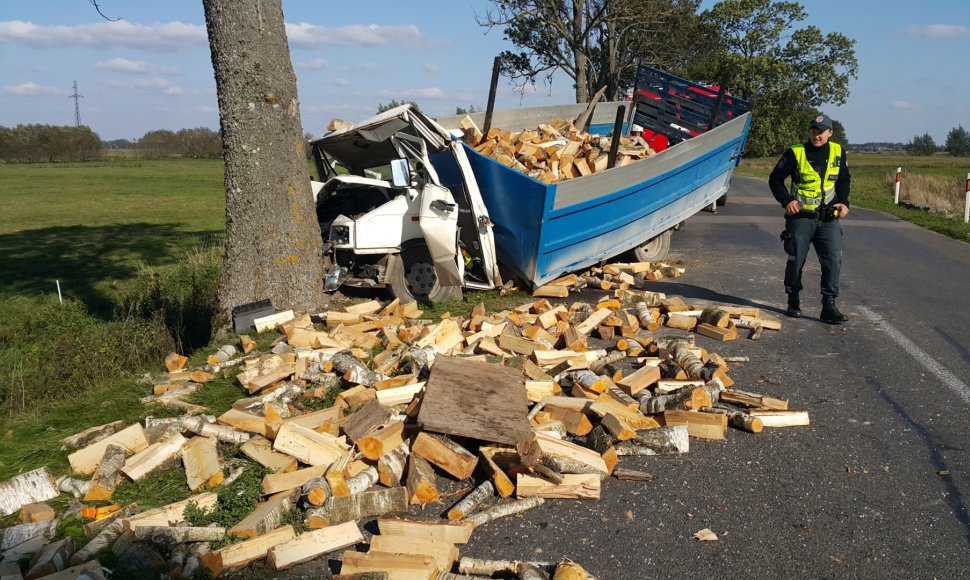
[308,65,752,303]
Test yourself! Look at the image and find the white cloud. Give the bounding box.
[423,63,440,73]
[905,24,970,38]
[891,100,919,110]
[376,87,475,101]
[295,58,329,70]
[102,78,206,96]
[95,58,180,75]
[335,78,350,87]
[1,82,63,95]
[0,20,207,51]
[285,23,444,49]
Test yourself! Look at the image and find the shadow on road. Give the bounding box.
[639,280,788,318]
[865,374,970,548]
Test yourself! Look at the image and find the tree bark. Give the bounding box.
[203,0,325,316]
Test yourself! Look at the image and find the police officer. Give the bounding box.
[768,113,850,324]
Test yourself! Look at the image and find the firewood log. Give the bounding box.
[465,496,544,527]
[614,425,689,456]
[447,480,495,520]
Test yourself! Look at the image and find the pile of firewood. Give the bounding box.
[0,260,806,579]
[458,116,655,184]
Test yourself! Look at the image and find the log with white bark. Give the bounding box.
[700,407,763,433]
[377,444,409,487]
[123,493,218,532]
[587,350,625,374]
[227,490,295,539]
[70,520,123,565]
[0,468,59,517]
[0,520,58,552]
[447,480,494,520]
[201,525,295,577]
[614,425,689,456]
[465,496,545,527]
[638,386,711,415]
[120,433,187,482]
[55,475,92,499]
[302,477,332,507]
[24,537,74,579]
[345,465,379,495]
[516,473,600,500]
[457,558,555,576]
[304,486,408,528]
[83,503,138,538]
[406,454,440,505]
[332,351,384,387]
[182,417,250,444]
[68,423,148,475]
[668,340,712,381]
[133,526,226,544]
[61,420,126,450]
[719,389,788,410]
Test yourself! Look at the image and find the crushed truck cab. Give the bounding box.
[309,106,500,303]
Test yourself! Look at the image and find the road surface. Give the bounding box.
[461,176,970,579]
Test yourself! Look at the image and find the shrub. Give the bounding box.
[116,244,222,353]
[0,296,174,416]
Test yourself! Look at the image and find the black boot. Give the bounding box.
[820,297,848,324]
[785,294,801,318]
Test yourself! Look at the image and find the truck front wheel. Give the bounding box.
[633,229,672,262]
[386,242,462,304]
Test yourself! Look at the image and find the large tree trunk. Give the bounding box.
[572,0,590,103]
[203,0,325,316]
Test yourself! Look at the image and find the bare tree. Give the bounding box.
[203,0,325,316]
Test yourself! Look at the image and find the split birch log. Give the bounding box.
[638,386,711,415]
[68,423,149,475]
[123,493,217,531]
[662,410,727,440]
[748,409,810,427]
[240,436,298,473]
[377,444,409,486]
[412,432,478,480]
[614,425,689,456]
[517,432,608,475]
[587,350,625,374]
[83,503,139,538]
[458,557,555,576]
[341,399,391,443]
[70,520,123,565]
[700,406,763,433]
[201,525,296,577]
[84,444,130,501]
[120,433,187,482]
[531,463,564,484]
[227,490,295,539]
[719,389,788,410]
[24,537,74,579]
[664,313,696,331]
[304,486,408,528]
[478,448,516,498]
[182,436,224,491]
[19,503,55,523]
[339,551,437,578]
[356,420,405,461]
[377,518,475,544]
[268,522,365,571]
[273,422,349,467]
[61,420,126,450]
[465,496,545,527]
[516,473,600,500]
[0,468,59,517]
[133,526,226,544]
[369,535,459,572]
[406,454,440,505]
[0,520,58,552]
[447,480,495,520]
[182,417,250,444]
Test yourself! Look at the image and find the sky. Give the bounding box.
[0,0,967,144]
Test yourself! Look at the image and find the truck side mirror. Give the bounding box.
[390,158,412,188]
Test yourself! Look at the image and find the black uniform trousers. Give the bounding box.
[783,213,843,298]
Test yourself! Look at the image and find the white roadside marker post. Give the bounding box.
[894,167,902,205]
[964,172,970,224]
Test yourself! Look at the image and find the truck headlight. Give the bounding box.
[329,225,350,246]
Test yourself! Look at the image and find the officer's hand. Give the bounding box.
[834,203,849,218]
[785,200,801,216]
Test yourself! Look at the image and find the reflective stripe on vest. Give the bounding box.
[789,142,841,210]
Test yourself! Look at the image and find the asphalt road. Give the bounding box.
[460,176,970,579]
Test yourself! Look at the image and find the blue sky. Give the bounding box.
[1,1,967,144]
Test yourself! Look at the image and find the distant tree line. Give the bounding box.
[135,128,222,158]
[905,126,970,157]
[0,124,102,162]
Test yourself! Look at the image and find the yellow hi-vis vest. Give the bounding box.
[790,142,841,210]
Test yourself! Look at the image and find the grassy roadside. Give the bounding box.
[735,153,970,243]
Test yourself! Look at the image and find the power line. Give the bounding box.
[69,80,83,127]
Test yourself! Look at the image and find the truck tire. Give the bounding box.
[633,229,672,262]
[387,242,463,304]
[716,193,728,206]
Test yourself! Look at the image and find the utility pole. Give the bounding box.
[69,81,83,127]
